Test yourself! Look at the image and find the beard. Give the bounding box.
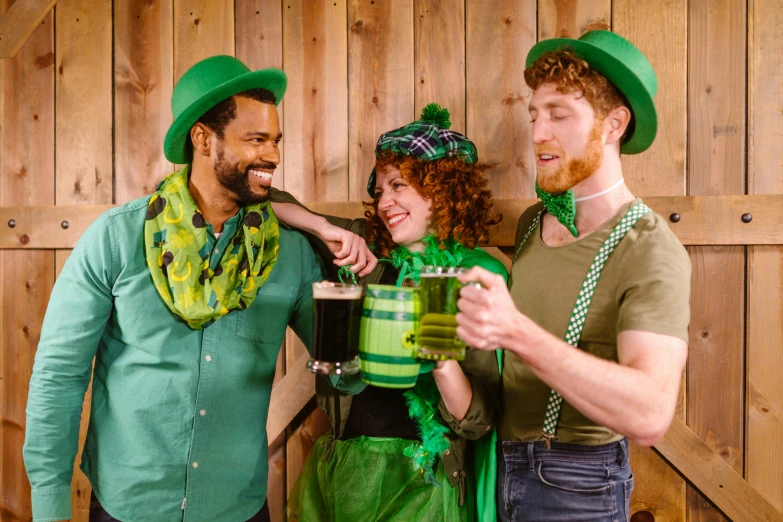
[213,141,275,205]
[536,121,604,194]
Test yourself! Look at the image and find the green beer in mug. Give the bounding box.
[415,266,474,361]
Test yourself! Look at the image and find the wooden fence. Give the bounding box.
[1,1,782,521]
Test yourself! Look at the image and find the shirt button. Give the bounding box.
[485,425,491,431]
[205,355,212,362]
[199,410,206,416]
[443,450,450,455]
[192,462,199,469]
[452,471,458,477]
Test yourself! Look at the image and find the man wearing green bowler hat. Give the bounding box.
[23,55,371,522]
[455,31,691,520]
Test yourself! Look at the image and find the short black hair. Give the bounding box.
[197,88,277,138]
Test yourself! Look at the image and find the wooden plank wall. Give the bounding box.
[747,0,783,514]
[0,1,781,521]
[0,2,54,521]
[687,1,746,521]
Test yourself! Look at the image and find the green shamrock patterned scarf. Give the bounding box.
[144,167,280,329]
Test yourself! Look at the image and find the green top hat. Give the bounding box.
[526,30,658,155]
[164,55,287,164]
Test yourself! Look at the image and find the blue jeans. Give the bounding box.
[497,438,633,522]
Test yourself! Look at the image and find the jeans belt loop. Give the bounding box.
[618,437,629,466]
[527,441,535,471]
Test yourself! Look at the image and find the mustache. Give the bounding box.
[247,162,277,172]
[534,146,565,156]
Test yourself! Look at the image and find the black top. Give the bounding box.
[342,266,420,441]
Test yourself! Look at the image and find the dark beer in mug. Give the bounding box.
[308,282,362,375]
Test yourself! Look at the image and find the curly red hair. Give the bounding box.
[524,49,628,119]
[363,151,502,258]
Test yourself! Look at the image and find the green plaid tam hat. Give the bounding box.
[366,103,478,197]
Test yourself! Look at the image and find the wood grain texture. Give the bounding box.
[267,352,316,445]
[4,195,782,250]
[414,0,465,131]
[538,0,610,39]
[0,2,53,519]
[0,0,57,58]
[687,246,745,521]
[614,0,687,198]
[235,0,285,189]
[613,1,688,520]
[283,0,348,201]
[747,0,783,512]
[347,0,414,201]
[466,0,536,200]
[0,4,54,208]
[173,0,233,82]
[655,418,783,522]
[0,252,55,522]
[114,0,174,203]
[746,246,783,513]
[687,1,747,520]
[55,0,112,206]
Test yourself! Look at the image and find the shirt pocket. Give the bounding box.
[235,282,297,346]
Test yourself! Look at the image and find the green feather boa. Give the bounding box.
[387,235,463,485]
[403,373,451,486]
[387,235,465,286]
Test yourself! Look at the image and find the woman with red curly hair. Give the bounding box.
[271,104,506,521]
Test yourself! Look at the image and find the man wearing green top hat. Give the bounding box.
[23,56,372,522]
[456,31,691,520]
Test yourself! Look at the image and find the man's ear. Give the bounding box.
[190,123,213,158]
[605,105,632,147]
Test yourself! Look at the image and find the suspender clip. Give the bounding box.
[541,432,557,450]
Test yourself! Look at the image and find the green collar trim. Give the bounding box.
[387,235,465,286]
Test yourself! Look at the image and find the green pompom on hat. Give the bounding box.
[366,103,477,197]
[420,103,452,129]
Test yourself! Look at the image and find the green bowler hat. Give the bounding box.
[164,55,287,164]
[526,30,658,155]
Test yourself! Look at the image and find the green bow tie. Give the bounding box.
[535,182,578,238]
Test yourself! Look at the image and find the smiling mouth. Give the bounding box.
[249,168,273,182]
[538,154,560,164]
[387,213,408,228]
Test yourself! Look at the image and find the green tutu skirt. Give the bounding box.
[287,435,474,522]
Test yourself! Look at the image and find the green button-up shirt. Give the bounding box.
[23,196,323,522]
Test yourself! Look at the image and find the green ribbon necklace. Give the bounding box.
[144,167,280,329]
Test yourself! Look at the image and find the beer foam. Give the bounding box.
[313,284,363,300]
[419,266,465,278]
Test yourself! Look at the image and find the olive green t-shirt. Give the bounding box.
[500,198,691,445]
